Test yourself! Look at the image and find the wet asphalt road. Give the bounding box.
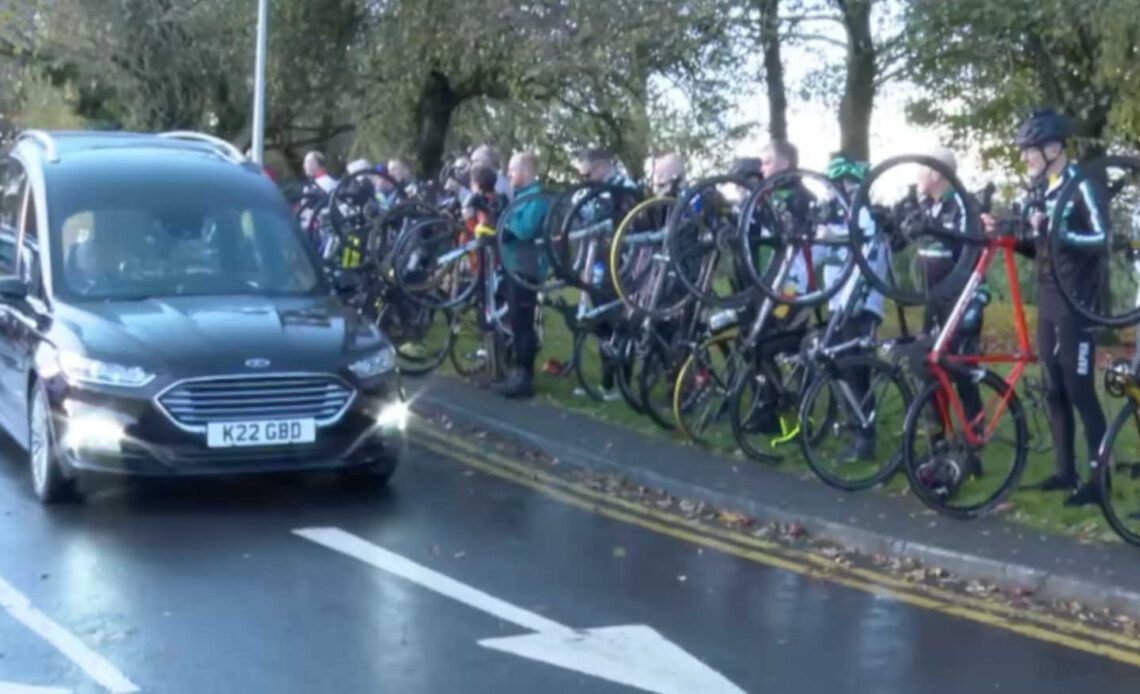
[0,430,1137,694]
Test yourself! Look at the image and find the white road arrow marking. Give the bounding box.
[0,683,70,694]
[0,576,138,694]
[295,527,746,694]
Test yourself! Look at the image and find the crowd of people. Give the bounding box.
[292,106,1110,508]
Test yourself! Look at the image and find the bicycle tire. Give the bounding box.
[1047,155,1140,328]
[672,330,741,445]
[377,303,453,377]
[448,306,508,379]
[572,328,621,403]
[666,175,758,310]
[1096,399,1140,547]
[799,355,913,491]
[849,155,982,306]
[727,362,795,465]
[637,334,679,431]
[546,183,644,289]
[374,201,446,266]
[610,197,692,319]
[390,217,480,310]
[901,369,1028,518]
[738,170,854,308]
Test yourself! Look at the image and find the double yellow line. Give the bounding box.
[411,421,1140,668]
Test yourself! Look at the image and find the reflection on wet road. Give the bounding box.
[0,423,1137,693]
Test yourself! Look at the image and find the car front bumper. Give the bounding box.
[46,371,407,477]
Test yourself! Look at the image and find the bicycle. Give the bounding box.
[1096,357,1140,547]
[852,157,1039,517]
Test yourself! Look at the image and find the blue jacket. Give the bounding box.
[501,181,550,282]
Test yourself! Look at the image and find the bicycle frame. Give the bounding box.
[926,235,1035,446]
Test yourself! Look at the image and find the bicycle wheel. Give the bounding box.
[638,334,679,431]
[373,201,444,265]
[1048,155,1140,328]
[800,355,913,491]
[666,175,759,309]
[849,155,982,306]
[497,190,563,294]
[547,183,644,289]
[449,306,496,378]
[1097,397,1140,547]
[572,327,628,403]
[738,170,854,308]
[377,302,453,377]
[390,217,479,310]
[727,360,808,465]
[610,197,692,319]
[902,369,1028,518]
[612,332,647,414]
[672,331,741,446]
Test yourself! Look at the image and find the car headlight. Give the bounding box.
[58,352,156,388]
[348,347,396,379]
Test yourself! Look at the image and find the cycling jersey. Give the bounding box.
[313,170,338,194]
[918,190,969,290]
[822,208,887,318]
[1032,163,1108,304]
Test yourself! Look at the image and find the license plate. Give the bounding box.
[206,419,316,448]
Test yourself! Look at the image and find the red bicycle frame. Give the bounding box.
[926,234,1036,446]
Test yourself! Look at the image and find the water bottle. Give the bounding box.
[709,309,738,331]
[591,261,606,287]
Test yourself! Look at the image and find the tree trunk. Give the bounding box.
[1072,98,1110,162]
[414,70,460,178]
[759,0,787,140]
[837,0,875,160]
[622,62,651,180]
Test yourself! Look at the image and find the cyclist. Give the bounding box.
[571,148,643,401]
[919,146,987,427]
[821,152,886,461]
[386,158,417,199]
[373,163,404,209]
[497,151,551,399]
[651,153,686,198]
[738,140,816,442]
[755,139,814,320]
[303,151,338,194]
[983,109,1107,507]
[472,144,512,198]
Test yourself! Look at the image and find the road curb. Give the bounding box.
[414,391,1140,618]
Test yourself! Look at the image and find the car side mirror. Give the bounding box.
[0,276,28,301]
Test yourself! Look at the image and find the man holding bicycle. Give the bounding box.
[496,151,550,399]
[919,146,988,436]
[984,109,1108,507]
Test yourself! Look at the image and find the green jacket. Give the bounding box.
[501,182,550,282]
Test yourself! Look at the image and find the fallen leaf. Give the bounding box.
[612,547,627,558]
[718,511,753,527]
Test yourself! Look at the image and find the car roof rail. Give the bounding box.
[16,130,60,163]
[158,131,246,164]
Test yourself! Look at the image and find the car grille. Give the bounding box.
[157,374,355,431]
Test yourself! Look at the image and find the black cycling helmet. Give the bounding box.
[1014,108,1072,149]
